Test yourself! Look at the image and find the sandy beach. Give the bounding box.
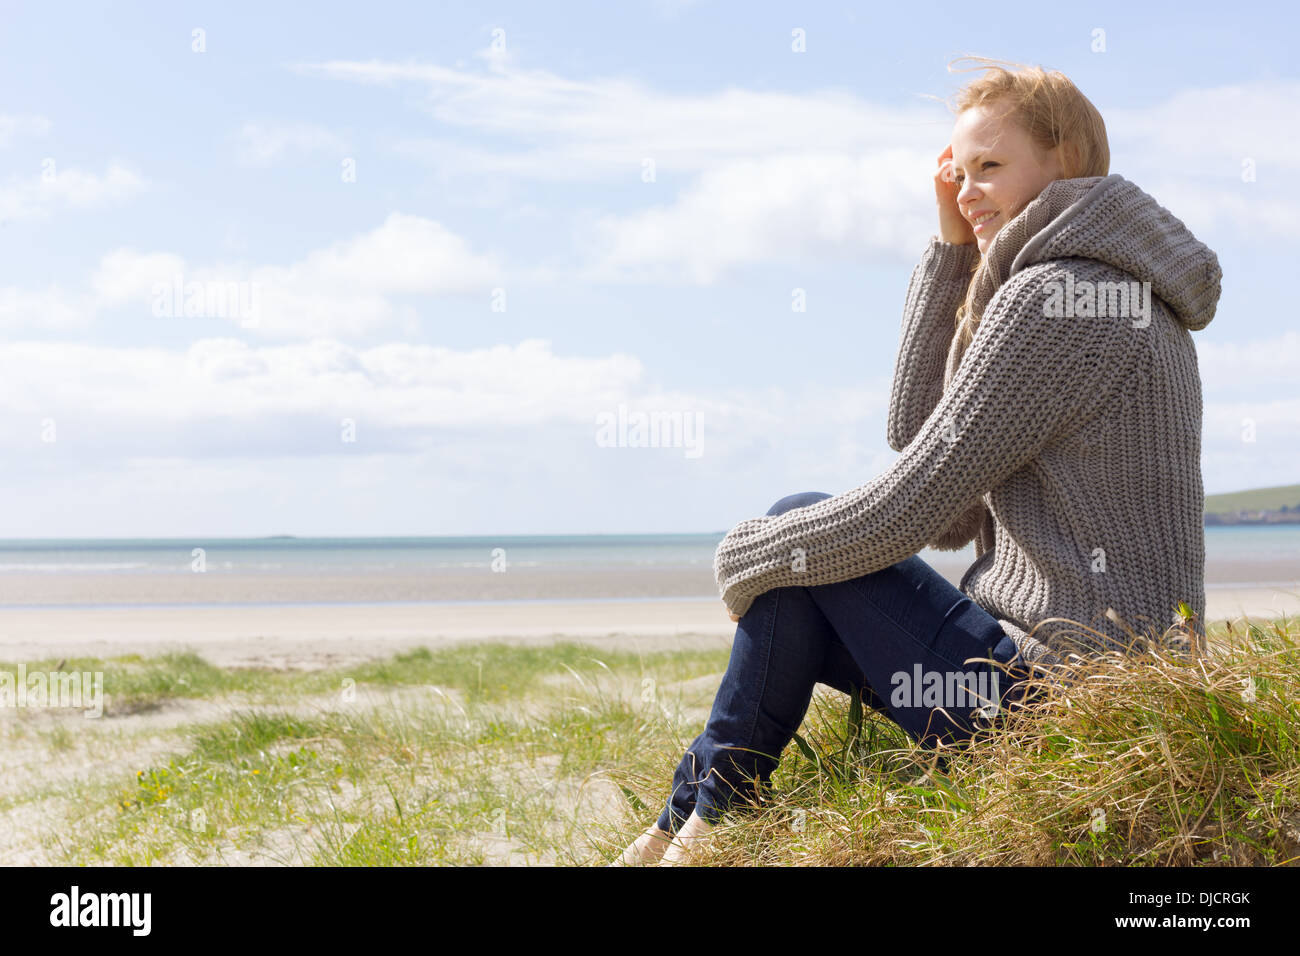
[1,535,1295,669]
[0,567,727,608]
[4,551,1286,607]
[0,584,1295,669]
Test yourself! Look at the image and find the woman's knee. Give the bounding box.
[766,491,832,517]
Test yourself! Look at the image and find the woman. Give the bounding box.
[613,59,1222,866]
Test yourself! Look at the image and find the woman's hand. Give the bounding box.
[935,144,976,246]
[716,517,767,624]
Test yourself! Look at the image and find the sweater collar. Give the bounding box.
[968,175,1111,323]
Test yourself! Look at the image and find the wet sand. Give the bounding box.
[0,567,725,607]
[0,584,1293,669]
[1,552,1289,607]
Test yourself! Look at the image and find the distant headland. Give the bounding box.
[1204,483,1300,525]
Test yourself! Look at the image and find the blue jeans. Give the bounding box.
[655,491,1036,834]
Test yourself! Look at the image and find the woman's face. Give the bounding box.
[948,103,1065,254]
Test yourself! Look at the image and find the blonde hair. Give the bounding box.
[945,57,1110,362]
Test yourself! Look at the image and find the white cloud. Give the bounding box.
[1106,83,1300,176]
[1180,330,1300,490]
[304,56,1300,274]
[1201,396,1300,493]
[0,327,1287,531]
[304,59,1298,194]
[92,250,188,305]
[251,213,502,338]
[301,56,947,282]
[1195,331,1300,490]
[0,336,891,468]
[0,163,146,221]
[20,213,502,338]
[234,121,350,166]
[301,56,948,181]
[1077,82,1300,240]
[0,285,95,331]
[0,114,51,148]
[0,327,904,536]
[473,35,516,73]
[0,337,634,431]
[265,212,495,294]
[585,151,935,283]
[1197,331,1300,387]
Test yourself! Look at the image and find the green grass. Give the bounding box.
[1,651,276,715]
[26,641,728,865]
[2,642,730,715]
[1204,483,1300,514]
[11,621,1300,866]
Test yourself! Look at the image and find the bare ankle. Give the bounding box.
[611,824,673,865]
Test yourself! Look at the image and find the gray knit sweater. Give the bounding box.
[714,173,1223,667]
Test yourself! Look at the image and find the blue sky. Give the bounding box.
[1,0,1296,536]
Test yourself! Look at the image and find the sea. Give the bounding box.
[0,525,1294,583]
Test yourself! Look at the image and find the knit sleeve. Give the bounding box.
[715,260,1131,617]
[886,237,981,453]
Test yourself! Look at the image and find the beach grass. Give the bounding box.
[698,616,1300,866]
[3,617,1298,866]
[3,642,728,865]
[1204,482,1300,515]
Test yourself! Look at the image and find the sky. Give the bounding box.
[0,0,1296,537]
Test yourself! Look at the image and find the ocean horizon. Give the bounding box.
[0,526,1295,610]
[0,525,1297,573]
[0,533,728,573]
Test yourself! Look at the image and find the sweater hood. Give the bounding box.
[978,173,1223,332]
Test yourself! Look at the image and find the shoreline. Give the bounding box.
[0,584,1295,669]
[0,556,1293,605]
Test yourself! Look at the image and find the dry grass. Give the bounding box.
[693,616,1300,866]
[9,618,1298,866]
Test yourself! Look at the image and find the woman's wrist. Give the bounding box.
[935,232,976,247]
[918,235,981,284]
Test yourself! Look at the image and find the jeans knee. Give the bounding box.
[766,491,832,517]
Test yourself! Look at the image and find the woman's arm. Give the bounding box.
[886,237,981,453]
[715,259,1132,618]
[890,236,987,554]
